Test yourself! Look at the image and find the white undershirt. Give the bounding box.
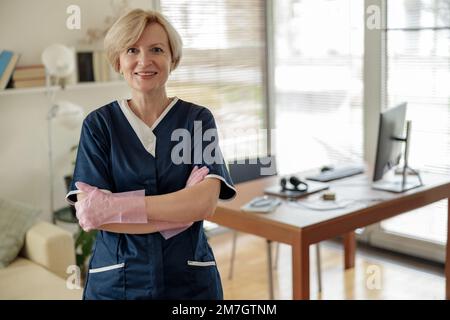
[117,97,179,157]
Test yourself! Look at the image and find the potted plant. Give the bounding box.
[75,228,97,277]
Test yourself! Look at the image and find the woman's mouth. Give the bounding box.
[134,71,158,78]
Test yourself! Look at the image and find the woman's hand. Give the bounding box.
[75,182,148,231]
[186,165,209,187]
[159,165,209,239]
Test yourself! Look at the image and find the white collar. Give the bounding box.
[117,97,179,157]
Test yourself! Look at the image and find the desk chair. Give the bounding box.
[227,156,322,298]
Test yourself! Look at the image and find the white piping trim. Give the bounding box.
[205,174,237,201]
[150,97,179,130]
[89,262,125,274]
[65,188,112,206]
[65,190,81,206]
[187,260,216,267]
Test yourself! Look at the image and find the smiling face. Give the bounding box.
[119,23,173,95]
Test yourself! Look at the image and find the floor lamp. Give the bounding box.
[47,101,84,219]
[42,44,84,219]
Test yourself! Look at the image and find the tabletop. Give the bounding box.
[216,171,450,230]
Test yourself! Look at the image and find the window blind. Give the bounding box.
[381,0,450,244]
[160,0,268,162]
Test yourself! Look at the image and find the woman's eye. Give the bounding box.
[127,48,138,54]
[151,47,163,53]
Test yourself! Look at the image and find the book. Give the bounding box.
[0,50,20,90]
[13,77,46,88]
[13,65,45,81]
[77,51,94,82]
[0,50,9,77]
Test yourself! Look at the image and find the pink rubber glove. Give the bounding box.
[159,166,209,240]
[75,182,148,231]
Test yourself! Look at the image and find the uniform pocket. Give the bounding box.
[84,262,126,300]
[186,259,222,299]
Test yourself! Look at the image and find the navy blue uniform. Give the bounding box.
[66,98,235,299]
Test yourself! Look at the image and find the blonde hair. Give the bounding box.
[104,9,182,73]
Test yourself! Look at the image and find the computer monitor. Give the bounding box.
[373,102,407,182]
[372,102,423,192]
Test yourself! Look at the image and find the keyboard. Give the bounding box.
[306,165,364,182]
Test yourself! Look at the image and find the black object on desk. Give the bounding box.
[264,181,329,199]
[306,165,364,182]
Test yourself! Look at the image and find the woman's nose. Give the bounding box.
[138,51,153,66]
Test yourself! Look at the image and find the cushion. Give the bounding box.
[0,198,41,268]
[0,257,82,299]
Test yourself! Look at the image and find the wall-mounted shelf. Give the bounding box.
[0,80,127,97]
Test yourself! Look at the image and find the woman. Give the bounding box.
[66,9,236,300]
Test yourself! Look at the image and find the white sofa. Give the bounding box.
[0,221,82,299]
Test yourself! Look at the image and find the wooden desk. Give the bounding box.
[208,172,450,299]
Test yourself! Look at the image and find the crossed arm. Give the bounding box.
[76,178,221,234]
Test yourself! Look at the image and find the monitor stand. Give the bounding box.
[372,174,423,193]
[372,120,424,193]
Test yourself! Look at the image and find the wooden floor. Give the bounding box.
[208,231,446,300]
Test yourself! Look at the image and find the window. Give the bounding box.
[273,0,364,174]
[160,0,268,161]
[379,0,449,247]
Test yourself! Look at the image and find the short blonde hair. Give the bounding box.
[104,9,183,73]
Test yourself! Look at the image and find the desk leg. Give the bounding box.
[343,231,356,269]
[292,234,310,300]
[446,198,450,299]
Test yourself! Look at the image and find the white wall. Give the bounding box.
[0,84,131,221]
[0,0,152,221]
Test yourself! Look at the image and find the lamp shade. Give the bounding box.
[41,44,75,78]
[51,100,84,129]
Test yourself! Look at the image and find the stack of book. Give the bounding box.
[12,65,46,88]
[0,50,20,90]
